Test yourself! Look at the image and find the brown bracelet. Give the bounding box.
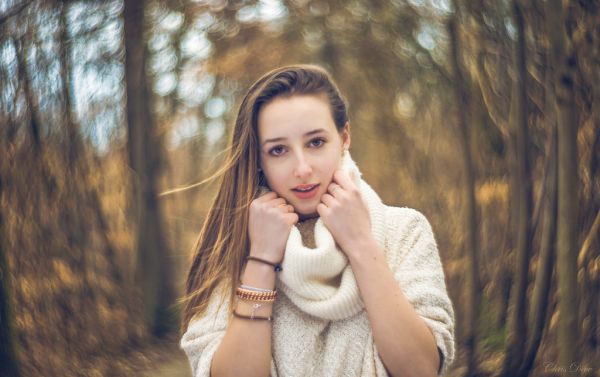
[246,255,283,272]
[233,310,273,321]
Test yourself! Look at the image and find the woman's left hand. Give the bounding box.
[316,169,373,256]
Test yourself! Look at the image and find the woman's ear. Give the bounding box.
[342,122,351,151]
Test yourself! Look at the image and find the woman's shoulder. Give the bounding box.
[380,205,438,263]
[382,205,434,236]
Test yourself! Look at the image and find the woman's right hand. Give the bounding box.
[248,191,298,262]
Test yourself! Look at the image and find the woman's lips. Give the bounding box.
[292,184,319,199]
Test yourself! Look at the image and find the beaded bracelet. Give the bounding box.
[236,286,277,302]
[246,255,283,272]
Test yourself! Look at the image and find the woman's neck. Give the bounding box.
[298,212,319,222]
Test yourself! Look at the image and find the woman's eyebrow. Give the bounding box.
[262,128,327,146]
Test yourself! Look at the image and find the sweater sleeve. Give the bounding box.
[385,207,456,377]
[180,283,230,377]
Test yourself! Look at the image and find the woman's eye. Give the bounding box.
[269,146,285,156]
[310,138,325,147]
[268,138,325,156]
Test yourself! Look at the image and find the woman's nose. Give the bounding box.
[293,154,313,179]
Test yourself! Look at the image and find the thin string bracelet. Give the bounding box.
[233,310,273,321]
[246,255,283,272]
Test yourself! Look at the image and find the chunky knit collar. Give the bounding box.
[274,150,388,320]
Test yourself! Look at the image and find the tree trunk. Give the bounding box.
[579,16,600,352]
[448,15,482,376]
[545,0,581,371]
[123,0,174,337]
[58,1,84,169]
[501,1,532,375]
[519,119,557,376]
[0,169,20,376]
[578,208,600,353]
[13,37,41,152]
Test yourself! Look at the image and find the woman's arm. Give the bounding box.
[317,170,453,376]
[346,237,440,377]
[210,248,277,377]
[210,189,296,377]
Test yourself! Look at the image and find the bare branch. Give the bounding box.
[475,51,509,137]
[0,0,33,27]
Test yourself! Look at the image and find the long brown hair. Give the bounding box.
[179,64,349,334]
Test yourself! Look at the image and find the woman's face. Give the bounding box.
[257,94,350,220]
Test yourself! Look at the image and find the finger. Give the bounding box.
[333,169,356,191]
[327,182,342,196]
[267,197,286,207]
[277,203,293,212]
[320,193,335,206]
[316,203,329,217]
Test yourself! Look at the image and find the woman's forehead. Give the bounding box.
[258,95,336,140]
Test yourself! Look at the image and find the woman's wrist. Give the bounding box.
[248,246,283,263]
[241,257,277,290]
[236,264,277,319]
[345,236,381,264]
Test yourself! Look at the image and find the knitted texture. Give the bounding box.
[180,151,456,376]
[276,149,386,320]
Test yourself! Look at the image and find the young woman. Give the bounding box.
[179,65,455,377]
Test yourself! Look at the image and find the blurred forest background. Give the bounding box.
[0,0,599,376]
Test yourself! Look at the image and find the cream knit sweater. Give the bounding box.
[181,152,455,377]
